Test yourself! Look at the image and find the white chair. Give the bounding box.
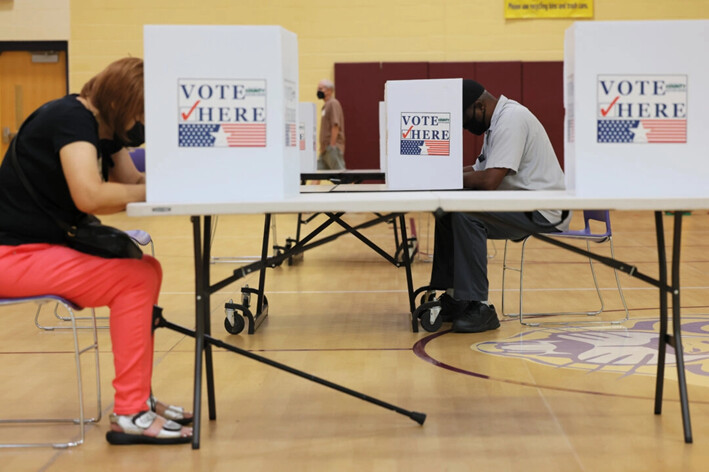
[501,210,629,326]
[0,295,101,448]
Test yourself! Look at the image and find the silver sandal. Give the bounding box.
[106,411,191,445]
[147,394,193,425]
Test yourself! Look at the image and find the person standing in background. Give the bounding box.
[317,79,346,169]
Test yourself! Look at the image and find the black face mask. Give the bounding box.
[316,90,325,100]
[463,104,489,135]
[115,122,145,147]
[464,117,489,136]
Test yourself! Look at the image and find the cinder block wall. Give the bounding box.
[67,0,709,100]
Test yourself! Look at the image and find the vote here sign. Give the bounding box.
[400,112,451,156]
[597,75,687,144]
[178,78,267,148]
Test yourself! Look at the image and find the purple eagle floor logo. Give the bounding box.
[474,316,709,384]
[597,75,687,144]
[178,79,267,148]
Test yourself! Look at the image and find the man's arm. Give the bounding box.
[329,124,339,147]
[463,167,509,190]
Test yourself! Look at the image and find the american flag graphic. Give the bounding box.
[179,123,266,147]
[285,123,296,147]
[401,139,450,156]
[597,119,686,143]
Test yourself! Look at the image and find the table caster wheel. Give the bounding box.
[224,298,245,334]
[224,315,245,334]
[413,301,443,332]
[419,307,443,332]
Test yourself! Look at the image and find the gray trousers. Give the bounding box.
[429,211,562,301]
[317,146,345,170]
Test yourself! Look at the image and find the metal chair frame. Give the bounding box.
[501,210,629,326]
[0,295,102,448]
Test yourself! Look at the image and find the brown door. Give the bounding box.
[0,50,67,162]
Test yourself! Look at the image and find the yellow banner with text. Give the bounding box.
[505,1,594,18]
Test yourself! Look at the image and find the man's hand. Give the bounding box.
[463,167,509,190]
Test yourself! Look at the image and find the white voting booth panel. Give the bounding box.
[379,101,387,173]
[144,25,299,204]
[565,20,709,198]
[299,102,317,173]
[385,79,463,191]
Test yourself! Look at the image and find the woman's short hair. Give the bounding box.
[80,57,144,142]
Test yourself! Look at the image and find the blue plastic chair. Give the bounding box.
[128,147,145,172]
[501,210,629,326]
[0,295,101,448]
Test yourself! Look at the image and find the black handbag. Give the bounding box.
[9,127,143,260]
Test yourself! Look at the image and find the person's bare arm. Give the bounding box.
[60,141,145,215]
[462,167,509,190]
[329,124,340,147]
[108,147,145,185]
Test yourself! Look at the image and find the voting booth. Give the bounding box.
[379,101,387,173]
[299,102,317,173]
[564,20,709,198]
[144,25,299,203]
[385,79,463,190]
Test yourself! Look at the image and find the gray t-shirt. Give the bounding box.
[473,95,570,230]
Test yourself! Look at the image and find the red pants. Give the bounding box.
[0,243,162,415]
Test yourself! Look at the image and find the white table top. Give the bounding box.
[127,186,709,217]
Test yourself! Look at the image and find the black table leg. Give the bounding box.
[654,211,668,415]
[671,213,692,443]
[397,215,417,332]
[653,211,692,443]
[189,215,218,449]
[256,214,271,329]
[203,216,217,421]
[190,215,204,449]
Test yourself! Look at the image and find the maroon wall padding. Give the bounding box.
[476,61,522,101]
[521,62,565,169]
[334,61,564,171]
[428,62,477,79]
[334,62,382,169]
[380,62,429,81]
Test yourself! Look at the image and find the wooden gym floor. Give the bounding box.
[1,210,708,471]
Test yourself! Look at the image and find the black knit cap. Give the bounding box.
[462,79,485,113]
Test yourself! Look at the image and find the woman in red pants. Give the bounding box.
[0,57,192,445]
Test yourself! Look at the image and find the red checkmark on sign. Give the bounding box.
[403,125,413,138]
[601,96,620,117]
[181,100,200,121]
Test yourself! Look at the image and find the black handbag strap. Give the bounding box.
[9,119,76,234]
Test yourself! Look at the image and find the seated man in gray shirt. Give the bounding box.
[430,79,571,333]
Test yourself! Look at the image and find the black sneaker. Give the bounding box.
[451,302,501,333]
[438,293,468,322]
